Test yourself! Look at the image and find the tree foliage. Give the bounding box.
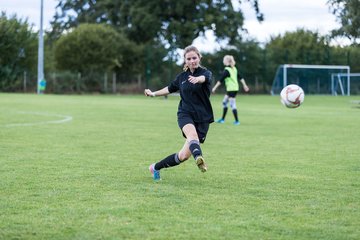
[54,23,136,73]
[265,29,331,79]
[328,0,360,44]
[51,0,263,49]
[264,29,360,87]
[330,45,360,72]
[0,12,37,91]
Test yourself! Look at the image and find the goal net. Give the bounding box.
[331,73,360,96]
[271,64,350,95]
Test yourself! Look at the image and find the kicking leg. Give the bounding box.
[181,124,207,172]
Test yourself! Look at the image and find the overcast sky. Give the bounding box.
[243,0,339,41]
[2,0,344,52]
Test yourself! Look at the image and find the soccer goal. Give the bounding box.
[331,73,360,96]
[271,64,350,95]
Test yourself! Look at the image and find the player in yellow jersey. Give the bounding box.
[212,55,249,125]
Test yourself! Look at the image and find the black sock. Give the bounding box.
[232,109,238,122]
[189,140,202,159]
[222,107,228,120]
[154,153,180,170]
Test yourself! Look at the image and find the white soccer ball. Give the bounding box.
[280,84,305,108]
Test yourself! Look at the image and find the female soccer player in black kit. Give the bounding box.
[144,45,214,181]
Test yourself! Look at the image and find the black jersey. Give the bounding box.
[168,67,214,123]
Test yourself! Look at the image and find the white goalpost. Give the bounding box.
[331,73,360,96]
[271,64,351,95]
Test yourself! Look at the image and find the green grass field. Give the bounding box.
[1,93,359,239]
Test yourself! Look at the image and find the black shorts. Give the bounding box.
[177,112,210,143]
[226,91,238,98]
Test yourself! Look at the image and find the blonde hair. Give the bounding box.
[223,55,236,67]
[183,45,202,71]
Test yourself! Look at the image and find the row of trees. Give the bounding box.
[1,0,359,93]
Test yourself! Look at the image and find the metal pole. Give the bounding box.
[283,65,287,88]
[347,66,350,96]
[37,0,44,94]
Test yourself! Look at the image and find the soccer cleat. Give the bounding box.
[149,163,161,181]
[195,156,207,172]
[233,121,240,125]
[216,119,225,123]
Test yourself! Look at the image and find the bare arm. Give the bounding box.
[213,69,229,93]
[212,81,222,93]
[240,78,249,92]
[144,86,170,97]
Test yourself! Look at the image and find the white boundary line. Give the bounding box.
[3,111,73,127]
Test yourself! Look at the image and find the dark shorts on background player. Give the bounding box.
[226,91,238,98]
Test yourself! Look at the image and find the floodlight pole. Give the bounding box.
[37,0,44,94]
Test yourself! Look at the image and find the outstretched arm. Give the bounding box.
[188,75,206,84]
[144,86,170,97]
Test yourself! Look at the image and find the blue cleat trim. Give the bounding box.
[216,119,225,123]
[149,164,161,181]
